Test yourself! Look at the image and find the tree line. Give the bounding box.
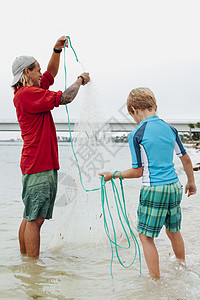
[180,122,200,141]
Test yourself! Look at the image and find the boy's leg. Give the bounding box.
[166,229,185,261]
[165,181,184,261]
[139,233,160,279]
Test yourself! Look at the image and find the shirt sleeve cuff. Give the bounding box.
[43,71,54,86]
[176,149,187,157]
[132,163,142,168]
[55,91,62,107]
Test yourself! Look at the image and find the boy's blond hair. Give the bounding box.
[11,62,36,92]
[127,88,157,115]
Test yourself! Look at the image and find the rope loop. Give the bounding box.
[112,171,124,180]
[101,175,142,279]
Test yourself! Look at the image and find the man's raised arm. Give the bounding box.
[47,36,68,78]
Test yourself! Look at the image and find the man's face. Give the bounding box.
[27,61,42,87]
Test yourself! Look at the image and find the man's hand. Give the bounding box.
[98,171,113,182]
[185,182,197,197]
[48,36,68,77]
[78,73,90,85]
[54,36,68,51]
[60,72,90,105]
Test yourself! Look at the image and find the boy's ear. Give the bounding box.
[132,106,139,115]
[131,105,136,115]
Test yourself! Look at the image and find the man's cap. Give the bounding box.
[12,55,37,85]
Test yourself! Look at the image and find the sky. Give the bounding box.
[0,0,200,123]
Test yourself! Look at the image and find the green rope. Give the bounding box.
[63,36,100,192]
[63,37,142,279]
[101,173,142,279]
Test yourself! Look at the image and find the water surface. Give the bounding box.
[0,142,200,299]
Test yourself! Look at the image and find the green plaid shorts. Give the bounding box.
[22,170,57,222]
[137,181,183,238]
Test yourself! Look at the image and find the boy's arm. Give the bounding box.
[180,153,197,197]
[99,167,143,182]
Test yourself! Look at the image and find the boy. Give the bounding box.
[99,87,196,279]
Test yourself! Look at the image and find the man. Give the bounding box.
[12,36,90,257]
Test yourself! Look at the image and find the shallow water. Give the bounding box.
[0,142,200,299]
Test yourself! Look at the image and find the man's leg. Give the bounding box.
[24,216,45,257]
[139,233,160,279]
[19,218,27,254]
[166,229,185,261]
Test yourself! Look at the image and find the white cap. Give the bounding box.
[12,55,36,85]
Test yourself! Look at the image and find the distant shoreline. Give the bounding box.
[0,139,199,147]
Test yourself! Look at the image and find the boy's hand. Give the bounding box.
[98,171,112,182]
[185,182,197,197]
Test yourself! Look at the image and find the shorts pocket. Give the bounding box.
[175,182,183,206]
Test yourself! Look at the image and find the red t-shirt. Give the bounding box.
[13,71,62,174]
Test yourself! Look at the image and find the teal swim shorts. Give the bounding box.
[137,181,183,238]
[22,170,57,222]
